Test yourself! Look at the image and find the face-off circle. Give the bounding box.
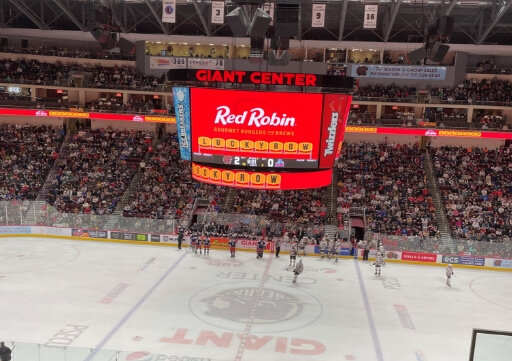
[0,239,79,274]
[189,281,322,333]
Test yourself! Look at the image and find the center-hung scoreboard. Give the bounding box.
[172,70,353,190]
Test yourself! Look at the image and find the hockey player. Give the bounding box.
[446,263,454,286]
[327,237,335,259]
[374,251,384,275]
[177,225,185,250]
[334,240,341,262]
[288,240,298,268]
[319,238,328,259]
[190,232,198,254]
[203,234,211,256]
[298,237,307,257]
[292,259,304,283]
[378,241,386,266]
[196,233,204,255]
[256,237,266,259]
[228,235,237,258]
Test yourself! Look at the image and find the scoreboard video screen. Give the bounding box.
[173,86,352,189]
[190,88,325,169]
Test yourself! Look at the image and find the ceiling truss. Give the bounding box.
[0,0,512,45]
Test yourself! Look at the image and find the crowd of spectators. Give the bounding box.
[346,110,376,125]
[121,133,227,227]
[433,145,512,242]
[431,78,512,106]
[0,58,70,86]
[337,142,438,237]
[46,128,152,215]
[87,96,165,114]
[0,123,63,201]
[0,57,165,90]
[353,84,417,102]
[424,109,469,128]
[88,64,164,90]
[473,114,507,130]
[230,188,330,225]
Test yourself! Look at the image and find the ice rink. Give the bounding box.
[1,236,511,361]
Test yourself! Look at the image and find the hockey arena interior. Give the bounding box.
[1,1,512,361]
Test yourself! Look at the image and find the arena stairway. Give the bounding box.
[326,166,339,224]
[223,187,237,211]
[424,149,455,253]
[36,134,72,202]
[103,140,161,229]
[21,200,47,225]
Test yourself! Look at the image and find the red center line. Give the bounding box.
[234,253,274,361]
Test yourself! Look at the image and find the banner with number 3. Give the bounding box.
[211,1,224,24]
[311,4,325,28]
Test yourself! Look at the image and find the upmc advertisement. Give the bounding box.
[190,88,325,169]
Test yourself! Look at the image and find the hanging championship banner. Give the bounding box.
[311,4,326,28]
[363,4,378,29]
[211,1,225,24]
[263,2,275,25]
[162,0,176,23]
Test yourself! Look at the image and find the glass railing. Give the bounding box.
[375,234,512,260]
[1,341,166,361]
[1,200,510,259]
[197,211,327,238]
[0,201,178,235]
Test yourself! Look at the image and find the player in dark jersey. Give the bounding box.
[196,233,204,255]
[256,237,266,259]
[228,236,237,258]
[203,234,211,256]
[190,232,198,253]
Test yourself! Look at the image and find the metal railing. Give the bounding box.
[0,46,135,61]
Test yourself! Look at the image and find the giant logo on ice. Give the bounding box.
[189,281,322,333]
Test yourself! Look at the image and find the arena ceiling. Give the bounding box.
[1,0,512,45]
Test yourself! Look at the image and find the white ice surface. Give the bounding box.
[1,236,511,361]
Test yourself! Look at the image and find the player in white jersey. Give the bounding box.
[334,240,341,262]
[292,259,304,283]
[298,237,307,257]
[288,241,298,269]
[378,242,386,265]
[327,238,335,259]
[319,239,328,259]
[446,264,454,286]
[374,251,384,275]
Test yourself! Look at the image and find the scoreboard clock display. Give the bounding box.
[192,154,319,169]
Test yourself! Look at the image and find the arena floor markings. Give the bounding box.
[0,236,511,361]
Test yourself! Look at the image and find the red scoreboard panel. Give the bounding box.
[191,88,325,169]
